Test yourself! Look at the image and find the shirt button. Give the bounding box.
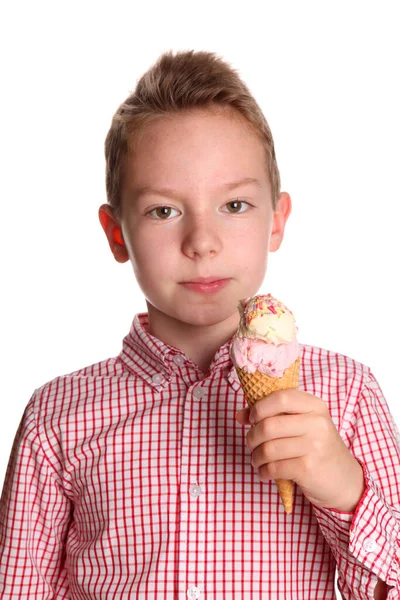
[363,538,377,553]
[152,373,165,385]
[187,586,201,599]
[189,484,202,498]
[193,387,206,400]
[173,354,185,366]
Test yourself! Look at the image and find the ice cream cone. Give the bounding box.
[236,357,301,514]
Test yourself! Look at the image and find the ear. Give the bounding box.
[269,192,292,253]
[98,204,130,263]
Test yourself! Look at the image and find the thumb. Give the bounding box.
[236,406,251,424]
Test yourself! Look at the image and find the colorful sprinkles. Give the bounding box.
[243,294,293,327]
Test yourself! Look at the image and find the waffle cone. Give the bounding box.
[236,357,301,515]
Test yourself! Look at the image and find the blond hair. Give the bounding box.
[105,50,281,218]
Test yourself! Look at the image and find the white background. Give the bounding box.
[0,1,399,593]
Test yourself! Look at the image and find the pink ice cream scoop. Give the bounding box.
[230,336,300,377]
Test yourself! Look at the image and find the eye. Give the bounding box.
[222,199,252,214]
[147,206,180,219]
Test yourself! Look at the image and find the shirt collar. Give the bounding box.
[118,313,240,390]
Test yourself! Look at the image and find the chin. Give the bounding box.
[146,284,256,328]
[172,304,238,328]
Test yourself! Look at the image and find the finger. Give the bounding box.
[236,407,251,424]
[251,435,308,469]
[247,413,311,450]
[258,456,304,483]
[249,390,324,425]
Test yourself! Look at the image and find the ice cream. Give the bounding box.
[230,293,301,514]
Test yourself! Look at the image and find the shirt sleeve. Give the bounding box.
[0,391,73,599]
[312,368,400,599]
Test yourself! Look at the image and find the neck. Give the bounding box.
[146,303,239,373]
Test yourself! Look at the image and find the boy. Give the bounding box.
[0,50,398,599]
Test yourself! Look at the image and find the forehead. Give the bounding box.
[122,108,269,199]
[128,106,262,150]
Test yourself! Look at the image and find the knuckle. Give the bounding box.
[261,419,273,438]
[246,431,254,449]
[255,442,274,468]
[318,414,330,431]
[258,464,267,479]
[266,441,277,461]
[258,446,268,466]
[250,406,260,423]
[300,454,313,473]
[277,391,289,412]
[310,435,323,454]
[268,462,278,478]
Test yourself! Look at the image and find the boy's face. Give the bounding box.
[100,108,291,332]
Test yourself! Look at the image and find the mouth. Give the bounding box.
[179,277,231,294]
[181,276,227,284]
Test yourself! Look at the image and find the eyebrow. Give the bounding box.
[133,177,263,201]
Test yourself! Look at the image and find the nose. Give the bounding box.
[181,214,223,259]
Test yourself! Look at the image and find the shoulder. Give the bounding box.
[300,343,369,386]
[30,355,127,424]
[299,343,370,423]
[24,355,139,465]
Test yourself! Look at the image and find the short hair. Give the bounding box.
[105,50,281,219]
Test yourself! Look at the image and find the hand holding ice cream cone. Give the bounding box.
[232,294,366,514]
[236,388,366,514]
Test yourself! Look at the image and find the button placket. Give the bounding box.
[178,382,207,595]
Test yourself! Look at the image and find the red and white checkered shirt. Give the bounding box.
[1,313,399,599]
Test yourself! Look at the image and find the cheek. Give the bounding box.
[230,220,270,258]
[128,230,176,279]
[229,221,270,283]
